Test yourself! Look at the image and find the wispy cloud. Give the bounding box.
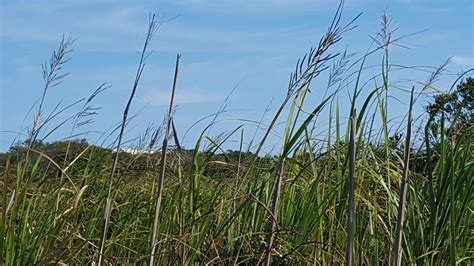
[452,55,474,66]
[156,24,322,54]
[0,2,155,51]
[141,88,224,106]
[0,0,326,54]
[162,0,352,13]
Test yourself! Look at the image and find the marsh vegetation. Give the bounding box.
[1,2,473,265]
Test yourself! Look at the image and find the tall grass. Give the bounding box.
[345,115,356,266]
[392,87,414,266]
[97,14,162,265]
[1,2,472,265]
[150,53,181,265]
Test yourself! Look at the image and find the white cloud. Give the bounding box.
[163,0,351,13]
[0,0,327,54]
[452,56,474,66]
[141,88,224,106]
[155,23,322,54]
[0,2,160,52]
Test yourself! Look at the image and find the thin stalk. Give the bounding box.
[392,87,414,266]
[345,115,356,266]
[149,54,181,266]
[449,134,456,265]
[98,14,161,265]
[21,36,74,182]
[263,160,285,266]
[0,158,11,259]
[252,0,356,158]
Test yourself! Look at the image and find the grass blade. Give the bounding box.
[150,54,181,265]
[345,115,356,266]
[392,87,414,266]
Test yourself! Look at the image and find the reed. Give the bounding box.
[392,87,414,266]
[97,14,162,265]
[149,54,181,265]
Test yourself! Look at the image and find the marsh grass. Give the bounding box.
[1,2,473,265]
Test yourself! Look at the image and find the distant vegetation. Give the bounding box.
[1,3,472,265]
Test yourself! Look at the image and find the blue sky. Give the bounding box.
[1,0,473,152]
